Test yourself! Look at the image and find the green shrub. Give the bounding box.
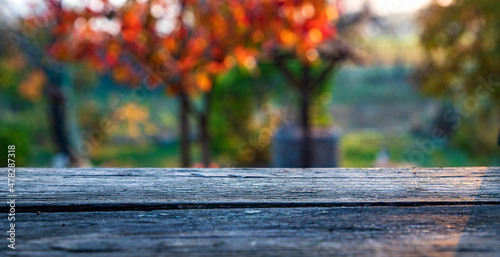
[0,122,31,167]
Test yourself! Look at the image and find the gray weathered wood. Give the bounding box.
[1,167,499,211]
[1,167,499,256]
[2,206,500,256]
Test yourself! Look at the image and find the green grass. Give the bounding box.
[340,131,499,168]
[90,143,179,167]
[340,131,412,167]
[21,132,499,168]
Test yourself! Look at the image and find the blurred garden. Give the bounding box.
[1,0,499,168]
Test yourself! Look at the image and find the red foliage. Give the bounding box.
[35,0,341,91]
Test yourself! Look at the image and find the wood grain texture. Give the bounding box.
[1,167,499,211]
[0,167,499,256]
[1,206,499,256]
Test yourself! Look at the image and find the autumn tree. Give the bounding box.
[13,0,246,168]
[54,0,243,167]
[418,0,500,153]
[27,0,366,168]
[229,0,366,167]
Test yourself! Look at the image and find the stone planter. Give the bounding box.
[272,125,340,168]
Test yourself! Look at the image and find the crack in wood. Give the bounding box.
[7,201,500,213]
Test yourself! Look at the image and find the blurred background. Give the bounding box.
[1,0,499,168]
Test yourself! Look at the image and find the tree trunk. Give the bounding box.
[300,85,312,168]
[64,67,87,166]
[497,128,500,146]
[199,91,212,167]
[199,113,210,167]
[46,67,85,167]
[275,62,317,168]
[300,66,313,168]
[47,82,69,156]
[179,91,191,167]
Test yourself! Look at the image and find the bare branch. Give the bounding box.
[274,59,303,89]
[336,4,372,33]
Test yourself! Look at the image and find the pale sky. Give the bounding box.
[2,0,432,18]
[344,0,432,15]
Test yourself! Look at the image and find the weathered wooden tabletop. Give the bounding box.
[1,167,499,256]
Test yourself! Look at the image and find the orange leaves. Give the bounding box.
[224,56,237,69]
[252,30,264,43]
[326,5,339,22]
[308,28,323,44]
[206,61,227,74]
[227,0,339,64]
[105,41,121,66]
[210,15,228,40]
[18,70,46,102]
[122,10,142,43]
[37,0,341,96]
[157,0,340,89]
[280,29,297,46]
[112,66,128,82]
[187,37,208,56]
[110,61,140,86]
[162,37,177,52]
[195,72,212,92]
[120,0,149,43]
[232,5,249,28]
[47,40,75,61]
[234,47,258,71]
[178,56,197,73]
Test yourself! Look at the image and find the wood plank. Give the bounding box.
[1,167,499,212]
[1,167,499,256]
[1,205,499,256]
